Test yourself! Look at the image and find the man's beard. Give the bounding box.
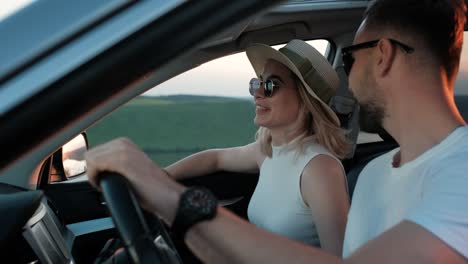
[355,71,394,141]
[359,101,387,135]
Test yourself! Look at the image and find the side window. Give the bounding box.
[0,1,34,21]
[357,132,382,144]
[86,40,332,166]
[454,32,468,120]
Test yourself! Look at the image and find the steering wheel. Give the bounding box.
[99,172,182,264]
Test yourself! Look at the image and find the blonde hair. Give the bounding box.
[255,74,351,159]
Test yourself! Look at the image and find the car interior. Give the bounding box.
[1,0,468,263]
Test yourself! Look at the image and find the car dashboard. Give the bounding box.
[23,197,74,263]
[0,183,115,263]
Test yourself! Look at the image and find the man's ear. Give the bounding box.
[376,39,397,77]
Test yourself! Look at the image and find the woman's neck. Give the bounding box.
[270,128,304,146]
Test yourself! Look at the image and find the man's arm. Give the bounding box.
[184,214,465,264]
[185,207,342,264]
[346,221,466,264]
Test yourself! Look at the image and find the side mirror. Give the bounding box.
[61,134,88,178]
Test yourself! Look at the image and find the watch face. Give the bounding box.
[187,188,217,215]
[172,187,218,238]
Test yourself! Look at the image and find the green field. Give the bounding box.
[86,95,258,166]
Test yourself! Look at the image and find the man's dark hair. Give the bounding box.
[364,0,466,79]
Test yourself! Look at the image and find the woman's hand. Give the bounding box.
[85,137,185,224]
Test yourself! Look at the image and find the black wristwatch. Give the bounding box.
[172,186,218,239]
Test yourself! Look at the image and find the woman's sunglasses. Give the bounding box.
[341,39,414,75]
[249,78,278,97]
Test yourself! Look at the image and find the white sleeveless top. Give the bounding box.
[247,140,342,246]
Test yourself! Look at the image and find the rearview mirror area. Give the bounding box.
[47,133,88,182]
[62,134,88,178]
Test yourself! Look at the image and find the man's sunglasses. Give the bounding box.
[249,78,279,97]
[341,39,415,75]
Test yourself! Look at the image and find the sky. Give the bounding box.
[144,41,329,98]
[145,50,258,98]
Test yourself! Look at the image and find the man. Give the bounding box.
[86,0,468,263]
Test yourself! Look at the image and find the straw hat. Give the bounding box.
[246,39,340,126]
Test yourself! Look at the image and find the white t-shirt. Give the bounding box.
[343,126,468,258]
[247,140,343,246]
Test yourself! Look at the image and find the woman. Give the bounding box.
[164,39,350,256]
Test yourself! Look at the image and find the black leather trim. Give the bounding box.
[0,191,43,248]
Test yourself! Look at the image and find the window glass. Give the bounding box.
[357,132,382,144]
[0,0,35,22]
[455,32,468,96]
[453,32,468,125]
[87,40,335,166]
